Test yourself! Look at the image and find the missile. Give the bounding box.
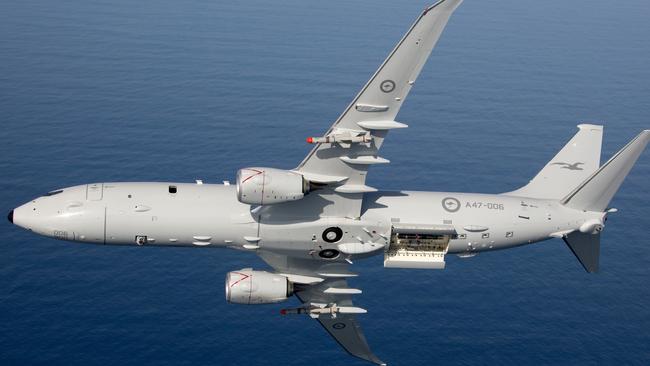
[281,304,367,319]
[306,131,371,144]
[280,307,310,315]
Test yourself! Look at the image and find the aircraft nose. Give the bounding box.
[8,210,13,224]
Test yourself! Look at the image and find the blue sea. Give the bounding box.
[2,0,649,365]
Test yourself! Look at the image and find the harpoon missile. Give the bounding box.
[280,304,367,319]
[306,131,371,144]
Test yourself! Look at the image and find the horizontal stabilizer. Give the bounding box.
[563,231,600,273]
[563,130,650,211]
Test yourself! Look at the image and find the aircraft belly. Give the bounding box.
[83,183,577,253]
[257,216,391,258]
[362,191,559,255]
[101,182,256,247]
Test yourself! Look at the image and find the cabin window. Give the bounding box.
[43,189,63,197]
[168,185,177,194]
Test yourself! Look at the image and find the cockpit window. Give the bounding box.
[43,189,63,197]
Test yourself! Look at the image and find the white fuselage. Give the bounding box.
[11,182,603,259]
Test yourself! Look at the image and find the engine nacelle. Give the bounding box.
[236,167,308,205]
[225,269,293,305]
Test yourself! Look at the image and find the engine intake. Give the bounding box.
[236,167,308,205]
[225,269,293,304]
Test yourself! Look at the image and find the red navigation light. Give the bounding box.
[306,137,314,144]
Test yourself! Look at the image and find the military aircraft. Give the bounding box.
[8,0,650,364]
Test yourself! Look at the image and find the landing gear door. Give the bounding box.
[384,223,456,269]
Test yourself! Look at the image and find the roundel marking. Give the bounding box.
[442,197,461,213]
[380,79,396,93]
[322,227,343,243]
[332,322,346,330]
[318,249,341,260]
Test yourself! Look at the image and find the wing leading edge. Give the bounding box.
[296,279,385,366]
[295,0,463,218]
[258,251,384,365]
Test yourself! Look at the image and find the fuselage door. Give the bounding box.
[384,223,456,269]
[86,183,104,201]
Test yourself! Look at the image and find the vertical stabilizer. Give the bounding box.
[562,130,650,212]
[506,124,603,200]
[563,231,600,273]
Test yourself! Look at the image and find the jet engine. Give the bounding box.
[236,167,308,205]
[225,269,293,305]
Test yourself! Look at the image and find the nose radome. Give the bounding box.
[7,210,13,224]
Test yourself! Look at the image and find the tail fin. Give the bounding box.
[564,231,600,273]
[562,130,650,212]
[506,124,603,200]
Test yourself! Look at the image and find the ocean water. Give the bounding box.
[1,0,649,365]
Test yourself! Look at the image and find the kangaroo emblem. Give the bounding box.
[551,161,584,170]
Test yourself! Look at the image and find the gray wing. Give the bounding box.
[297,279,385,366]
[258,251,385,365]
[295,0,463,218]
